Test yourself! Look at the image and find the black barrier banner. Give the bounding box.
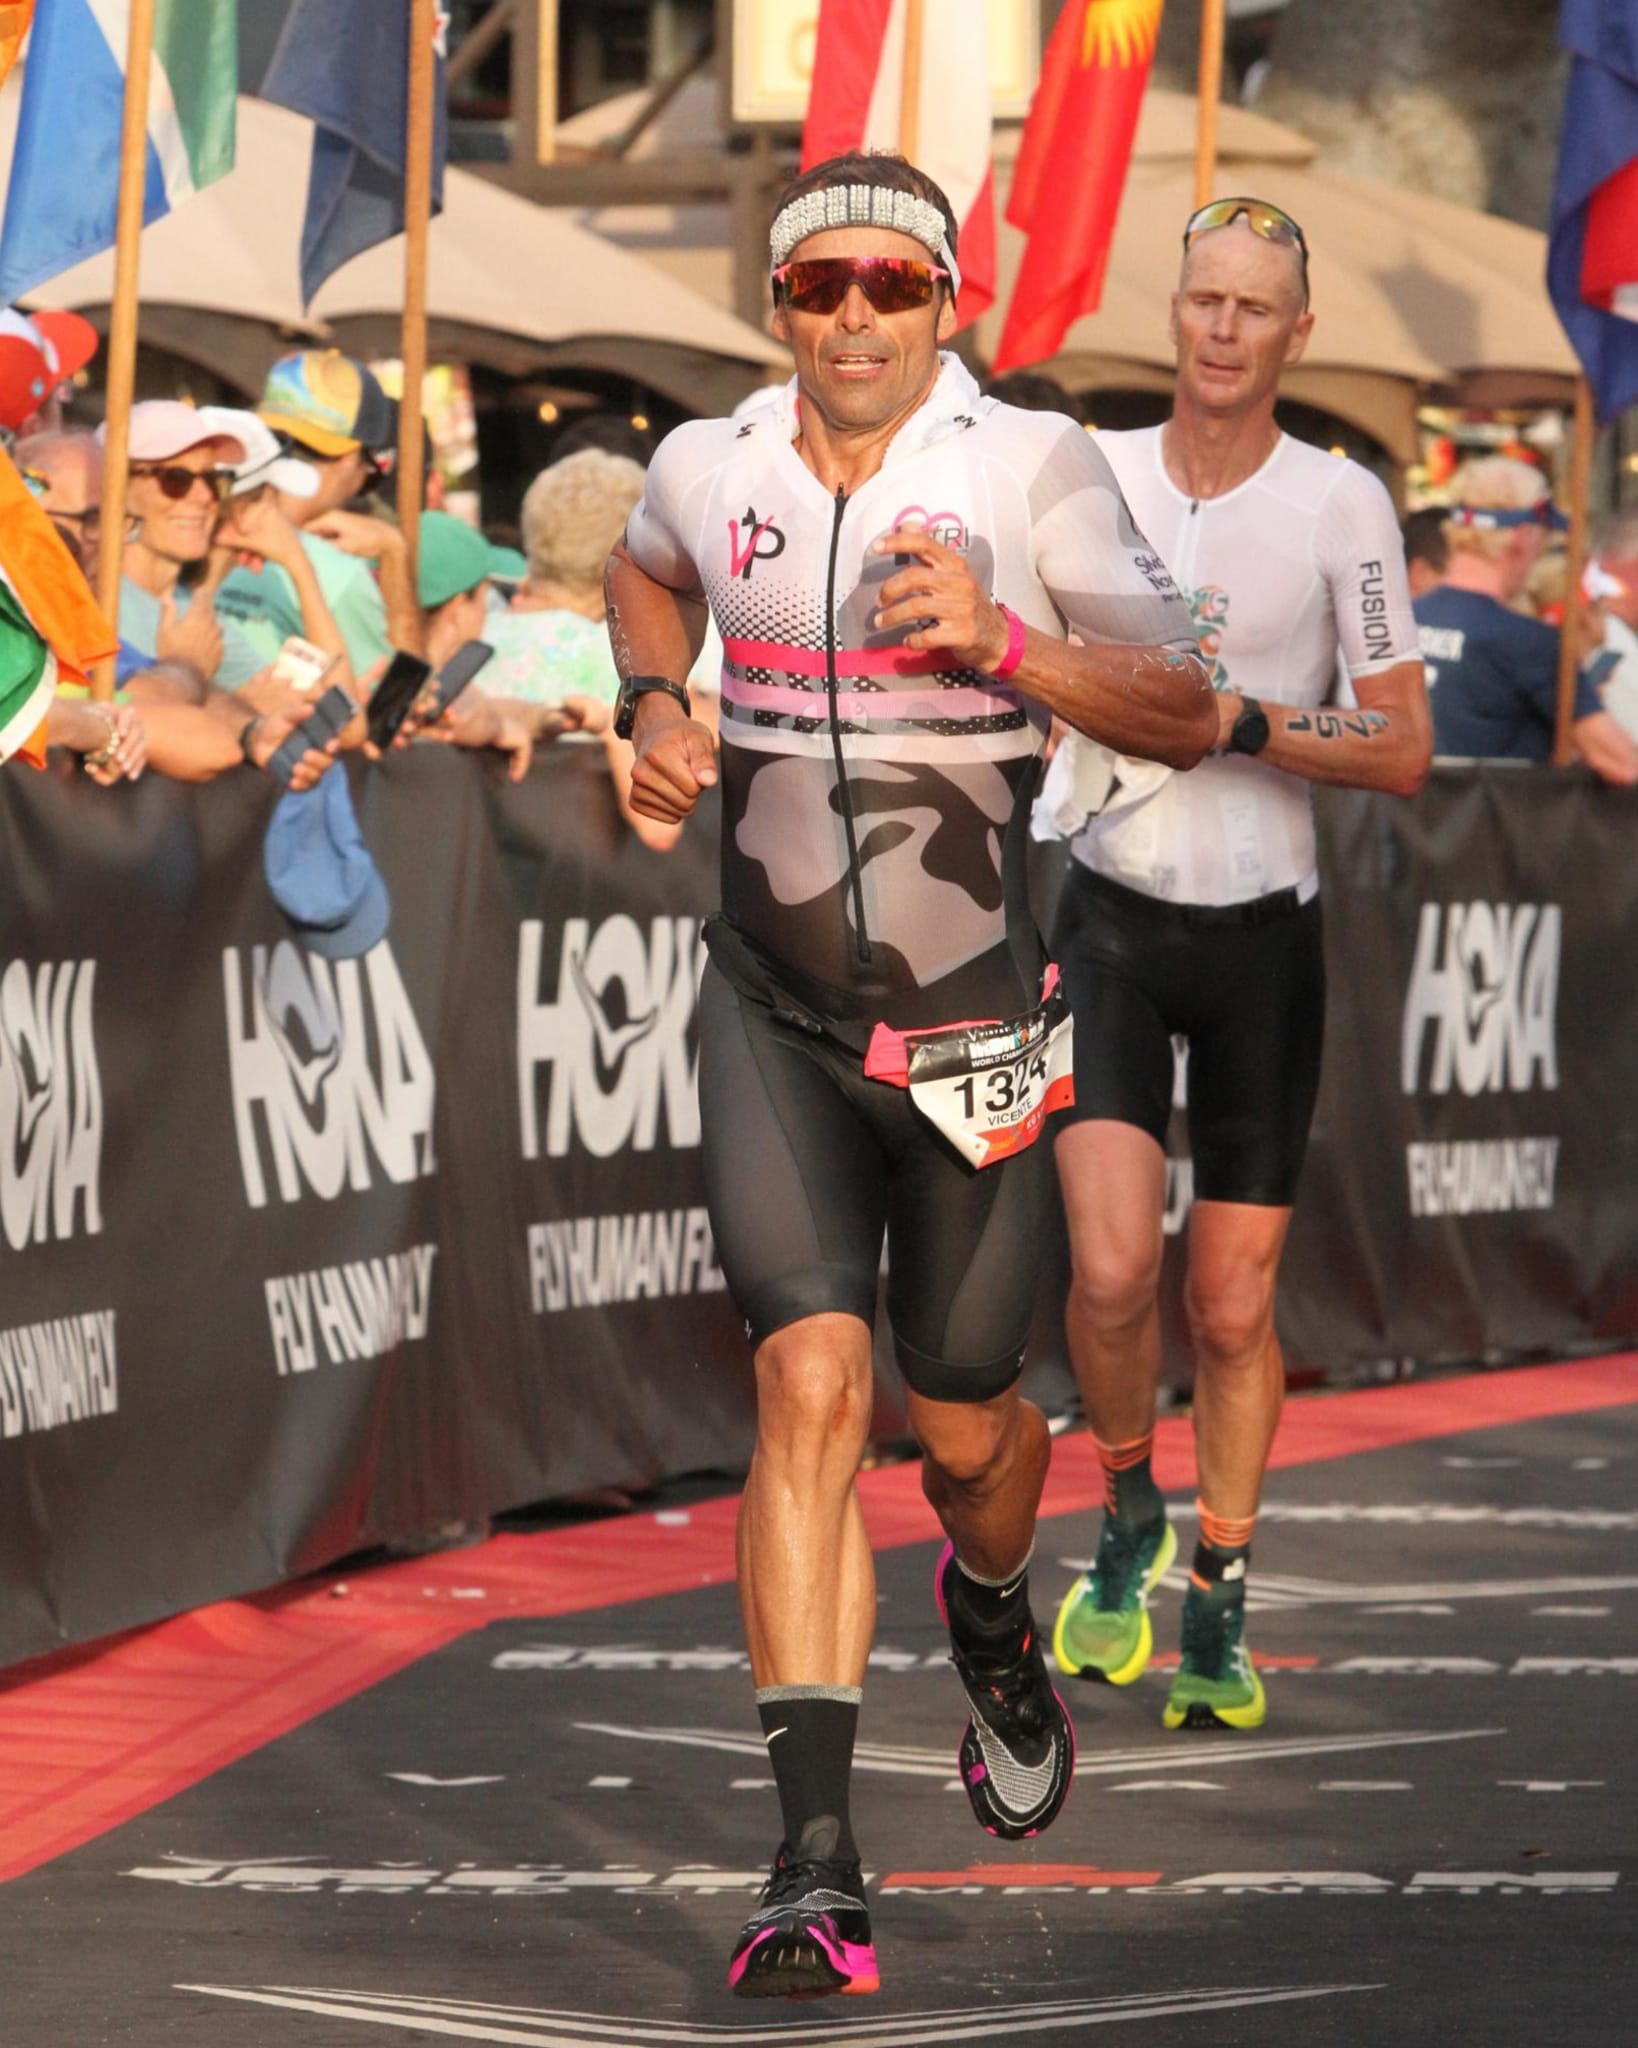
[1,754,1633,1669]
[0,747,753,1670]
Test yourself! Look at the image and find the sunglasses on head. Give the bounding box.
[1184,197,1310,292]
[773,255,950,316]
[130,462,233,503]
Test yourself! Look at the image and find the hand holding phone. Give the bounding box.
[364,650,434,752]
[418,639,494,726]
[266,680,359,786]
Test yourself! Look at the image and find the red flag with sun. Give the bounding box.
[994,0,1164,372]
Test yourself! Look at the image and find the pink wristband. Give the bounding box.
[991,602,1027,680]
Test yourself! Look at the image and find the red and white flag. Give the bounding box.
[801,0,997,327]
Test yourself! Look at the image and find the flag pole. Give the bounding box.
[93,0,157,702]
[900,0,925,163]
[397,0,437,588]
[1194,0,1226,209]
[1553,373,1597,766]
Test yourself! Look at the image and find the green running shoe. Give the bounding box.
[1052,1515,1177,1686]
[1162,1590,1267,1730]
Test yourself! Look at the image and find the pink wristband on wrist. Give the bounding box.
[991,602,1026,680]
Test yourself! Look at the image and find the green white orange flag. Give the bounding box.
[0,451,118,767]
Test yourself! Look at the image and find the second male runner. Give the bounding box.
[605,153,1214,1998]
[1047,199,1431,1730]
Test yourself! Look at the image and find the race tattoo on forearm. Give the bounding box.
[604,568,635,682]
[1286,709,1389,740]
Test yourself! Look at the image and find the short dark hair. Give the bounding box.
[984,371,1081,420]
[775,150,960,267]
[1402,506,1450,574]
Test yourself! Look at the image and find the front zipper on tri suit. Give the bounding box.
[824,484,874,970]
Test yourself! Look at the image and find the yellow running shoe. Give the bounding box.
[1162,1591,1267,1730]
[1053,1516,1177,1686]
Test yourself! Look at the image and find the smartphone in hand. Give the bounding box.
[420,639,494,724]
[266,680,359,786]
[269,635,336,695]
[364,650,434,752]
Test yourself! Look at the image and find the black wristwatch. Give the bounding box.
[613,673,691,741]
[1225,695,1271,757]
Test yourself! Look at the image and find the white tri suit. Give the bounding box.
[624,360,1198,1398]
[1045,427,1419,1204]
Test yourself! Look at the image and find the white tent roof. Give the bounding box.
[0,92,786,374]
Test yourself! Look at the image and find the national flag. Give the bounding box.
[801,0,996,326]
[0,0,237,305]
[0,3,36,91]
[0,450,118,767]
[1548,2,1638,423]
[261,0,449,309]
[993,0,1164,373]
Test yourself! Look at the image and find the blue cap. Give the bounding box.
[263,770,391,960]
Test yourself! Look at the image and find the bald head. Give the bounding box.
[15,428,103,507]
[1178,217,1308,315]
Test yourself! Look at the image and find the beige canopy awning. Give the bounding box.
[0,91,787,413]
[568,83,1576,464]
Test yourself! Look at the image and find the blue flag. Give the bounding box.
[0,0,237,306]
[260,0,448,308]
[1548,1,1638,424]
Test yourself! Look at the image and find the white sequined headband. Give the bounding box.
[769,184,962,298]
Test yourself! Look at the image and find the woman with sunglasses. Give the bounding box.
[107,401,266,693]
[605,150,1216,2003]
[1045,200,1432,1737]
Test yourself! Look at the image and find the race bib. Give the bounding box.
[867,979,1076,1169]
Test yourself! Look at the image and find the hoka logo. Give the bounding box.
[0,957,102,1251]
[1400,902,1560,1097]
[223,942,436,1207]
[517,916,701,1159]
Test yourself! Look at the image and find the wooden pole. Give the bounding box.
[93,0,157,703]
[536,0,559,164]
[1554,374,1598,766]
[900,0,925,164]
[398,0,437,586]
[1194,0,1226,210]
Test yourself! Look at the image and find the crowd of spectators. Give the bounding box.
[1409,453,1638,785]
[3,318,1637,822]
[0,322,714,829]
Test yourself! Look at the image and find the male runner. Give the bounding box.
[604,152,1215,1999]
[1047,199,1431,1730]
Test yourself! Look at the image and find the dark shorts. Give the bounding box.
[1051,863,1327,1208]
[698,963,1051,1403]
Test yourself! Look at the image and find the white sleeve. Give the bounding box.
[1317,462,1419,679]
[622,421,713,597]
[1027,421,1199,653]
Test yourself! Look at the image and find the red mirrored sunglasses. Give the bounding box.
[773,256,950,316]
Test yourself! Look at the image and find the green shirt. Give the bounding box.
[216,532,393,672]
[117,578,265,692]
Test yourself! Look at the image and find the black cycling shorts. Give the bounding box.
[1051,863,1326,1207]
[698,963,1051,1404]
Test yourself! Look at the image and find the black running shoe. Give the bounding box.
[935,1542,1076,1841]
[726,1820,879,2000]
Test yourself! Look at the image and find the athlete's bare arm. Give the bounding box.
[604,538,718,824]
[1215,658,1431,798]
[872,525,1218,770]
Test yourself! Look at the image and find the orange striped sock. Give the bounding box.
[1190,1497,1256,1593]
[1092,1428,1161,1523]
